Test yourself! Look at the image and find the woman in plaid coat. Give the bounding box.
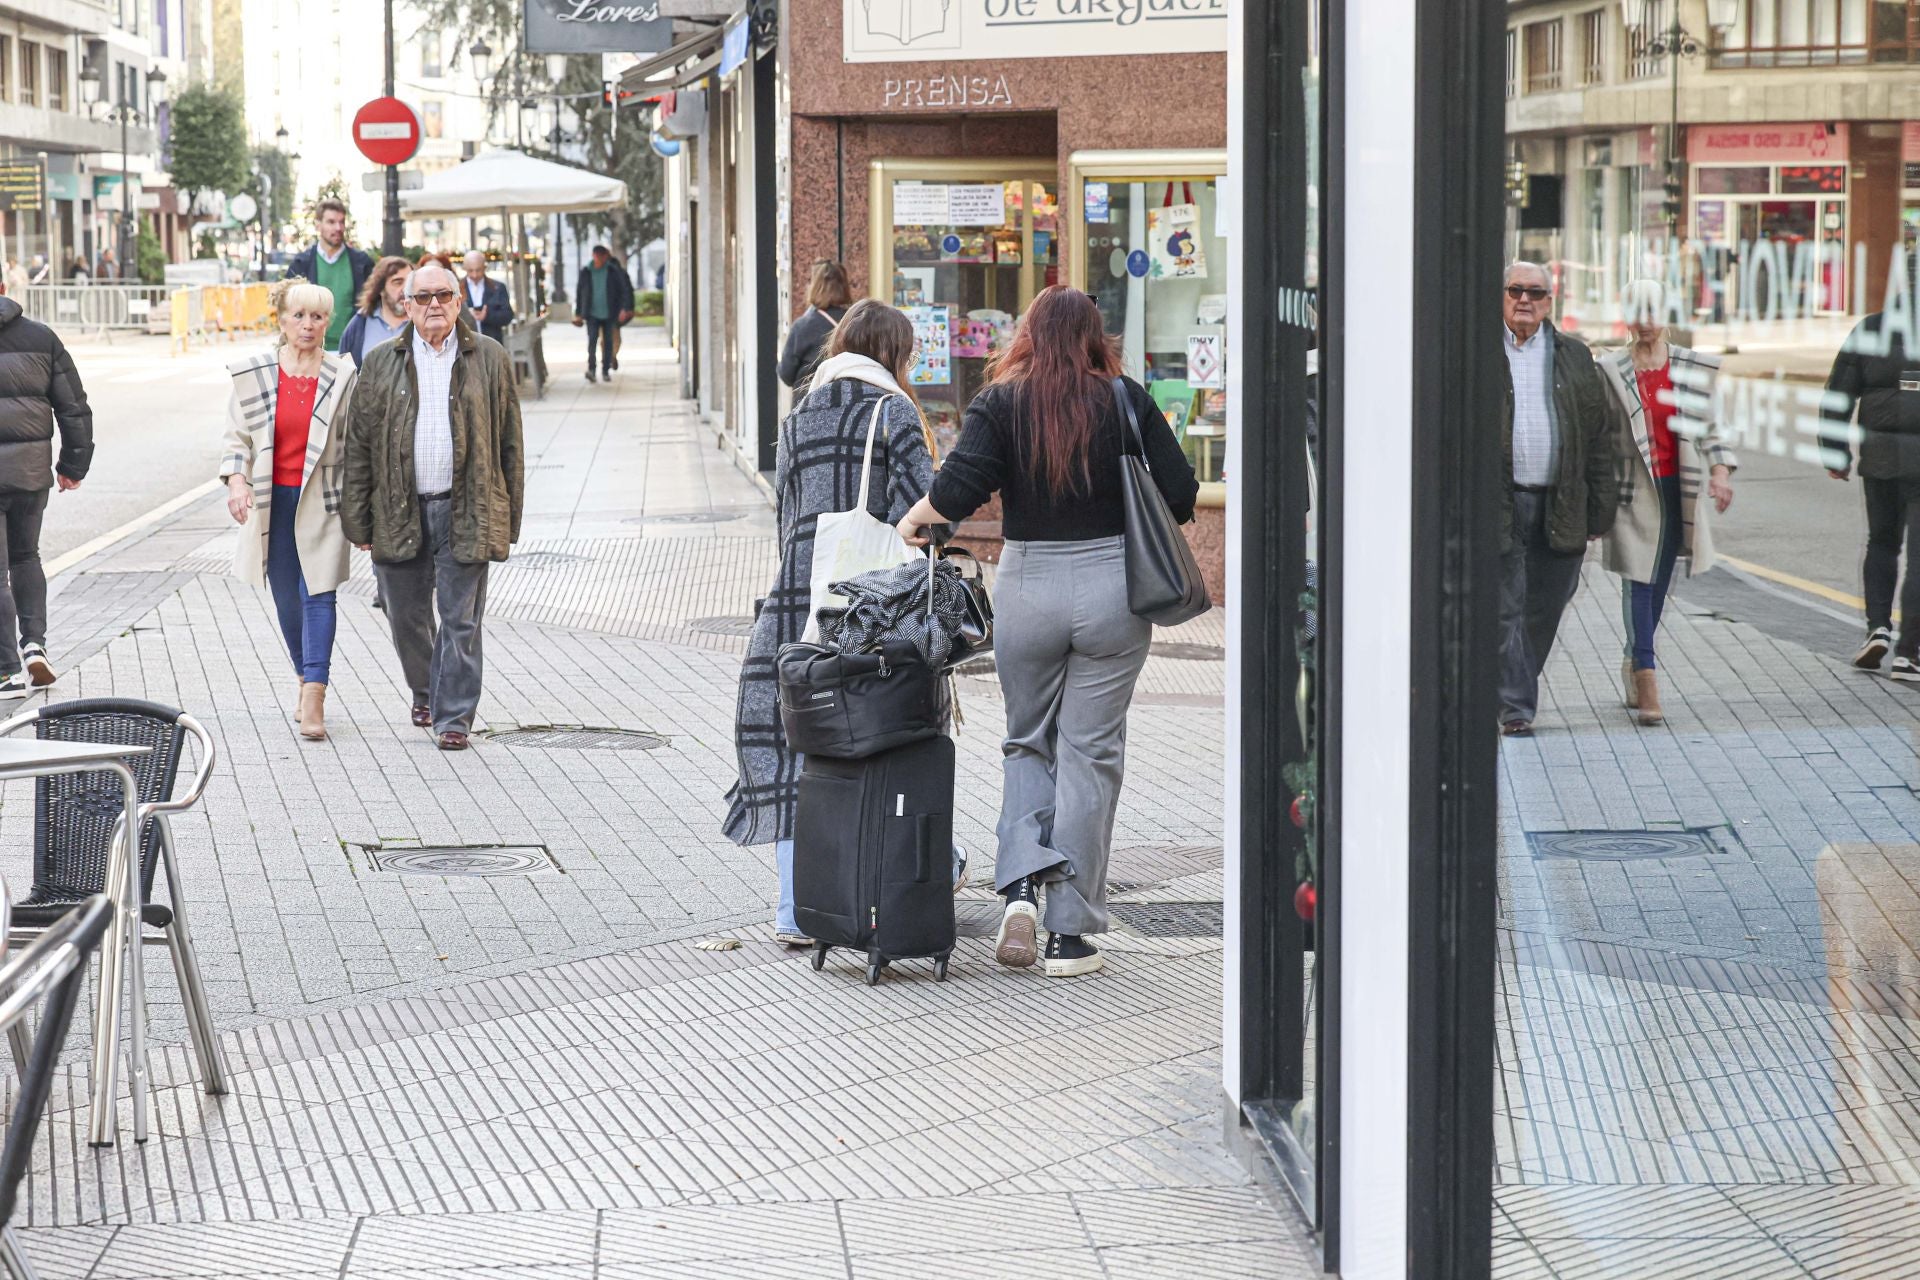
[218,279,357,741]
[1599,278,1737,727]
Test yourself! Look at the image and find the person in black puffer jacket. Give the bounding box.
[0,295,91,699]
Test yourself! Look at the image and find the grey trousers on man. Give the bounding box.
[1499,488,1586,725]
[373,494,490,734]
[992,536,1152,936]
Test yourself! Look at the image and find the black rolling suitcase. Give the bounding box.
[793,734,957,985]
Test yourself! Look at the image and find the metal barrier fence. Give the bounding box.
[12,283,277,352]
[16,284,175,333]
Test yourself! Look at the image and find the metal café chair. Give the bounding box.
[0,893,113,1280]
[0,699,226,1145]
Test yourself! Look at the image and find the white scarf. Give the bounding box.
[807,351,910,403]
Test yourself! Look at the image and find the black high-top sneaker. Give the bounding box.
[1043,933,1103,978]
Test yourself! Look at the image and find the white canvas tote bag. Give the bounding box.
[804,394,915,642]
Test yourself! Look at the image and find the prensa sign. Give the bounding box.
[525,0,672,54]
[845,0,1228,63]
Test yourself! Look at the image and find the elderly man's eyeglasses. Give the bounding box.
[1504,285,1550,301]
[410,290,457,306]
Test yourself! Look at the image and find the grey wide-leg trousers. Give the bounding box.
[992,536,1152,936]
[373,495,490,735]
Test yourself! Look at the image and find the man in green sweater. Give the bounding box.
[289,200,374,352]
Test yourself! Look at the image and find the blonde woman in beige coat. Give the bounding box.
[1599,278,1736,727]
[218,279,356,740]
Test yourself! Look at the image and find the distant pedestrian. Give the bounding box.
[725,299,939,946]
[895,285,1200,978]
[1495,261,1619,737]
[458,250,513,345]
[572,244,633,383]
[4,257,27,297]
[1598,278,1736,726]
[287,199,374,353]
[27,255,47,285]
[66,254,87,284]
[93,246,117,281]
[341,262,524,750]
[1821,289,1920,679]
[217,279,357,740]
[777,260,853,397]
[0,291,89,699]
[338,255,412,370]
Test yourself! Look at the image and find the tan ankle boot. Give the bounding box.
[1623,658,1639,709]
[298,682,327,740]
[1633,669,1663,726]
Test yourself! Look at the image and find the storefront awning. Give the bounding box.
[615,23,725,97]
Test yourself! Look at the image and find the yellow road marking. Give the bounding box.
[1718,553,1887,618]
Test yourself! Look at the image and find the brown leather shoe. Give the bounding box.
[1501,719,1533,737]
[410,703,431,728]
[436,730,470,751]
[1633,669,1664,726]
[297,682,327,741]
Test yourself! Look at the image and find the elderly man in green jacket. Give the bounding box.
[1499,261,1620,736]
[341,261,524,750]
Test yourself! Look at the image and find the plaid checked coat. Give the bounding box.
[218,350,357,593]
[723,377,934,846]
[1597,344,1737,584]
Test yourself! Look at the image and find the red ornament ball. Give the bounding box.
[1289,795,1305,829]
[1294,881,1316,921]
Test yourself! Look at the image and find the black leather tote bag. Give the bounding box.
[777,638,950,759]
[1112,377,1212,626]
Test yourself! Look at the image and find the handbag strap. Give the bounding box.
[1110,376,1149,471]
[855,393,892,511]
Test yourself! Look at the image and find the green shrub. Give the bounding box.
[635,288,663,317]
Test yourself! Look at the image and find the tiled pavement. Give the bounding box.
[1496,562,1920,1277]
[0,330,1313,1277]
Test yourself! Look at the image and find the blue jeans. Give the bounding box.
[266,484,337,684]
[1622,474,1682,671]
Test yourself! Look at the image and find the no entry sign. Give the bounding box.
[352,97,422,167]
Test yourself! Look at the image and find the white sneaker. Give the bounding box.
[1856,628,1893,670]
[0,672,31,701]
[22,643,54,687]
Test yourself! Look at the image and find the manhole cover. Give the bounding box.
[362,845,558,876]
[487,726,670,751]
[688,615,757,637]
[643,510,749,525]
[1149,642,1225,661]
[1528,829,1720,862]
[1109,901,1224,937]
[512,550,592,570]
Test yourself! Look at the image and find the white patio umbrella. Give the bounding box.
[398,148,626,219]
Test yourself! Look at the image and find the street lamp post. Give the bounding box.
[78,63,165,281]
[1621,0,1737,239]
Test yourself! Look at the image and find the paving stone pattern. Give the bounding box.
[0,331,1308,1278]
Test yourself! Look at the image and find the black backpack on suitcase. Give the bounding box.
[793,734,957,984]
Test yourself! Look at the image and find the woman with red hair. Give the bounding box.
[897,286,1198,978]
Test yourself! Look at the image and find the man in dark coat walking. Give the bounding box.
[458,251,514,345]
[287,199,374,353]
[572,245,633,382]
[0,296,91,698]
[1498,261,1619,735]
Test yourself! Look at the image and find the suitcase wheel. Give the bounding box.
[934,952,950,983]
[865,959,884,986]
[811,943,828,972]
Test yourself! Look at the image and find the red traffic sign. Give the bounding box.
[352,97,421,167]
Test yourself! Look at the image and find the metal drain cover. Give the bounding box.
[1528,829,1720,862]
[512,550,592,569]
[643,510,749,524]
[487,725,670,751]
[364,845,558,876]
[1109,901,1224,937]
[1148,642,1225,661]
[687,615,757,637]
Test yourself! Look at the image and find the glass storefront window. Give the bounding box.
[867,159,1057,457]
[1068,152,1231,489]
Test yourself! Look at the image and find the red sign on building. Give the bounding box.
[352,97,422,167]
[1686,122,1849,165]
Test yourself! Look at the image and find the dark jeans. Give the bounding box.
[265,484,337,684]
[0,488,48,675]
[1861,475,1920,655]
[1499,489,1586,724]
[373,494,490,734]
[584,317,615,374]
[1621,475,1682,671]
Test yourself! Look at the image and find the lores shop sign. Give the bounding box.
[524,0,671,54]
[845,0,1228,62]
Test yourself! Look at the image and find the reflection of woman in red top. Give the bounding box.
[216,280,358,741]
[1599,279,1738,727]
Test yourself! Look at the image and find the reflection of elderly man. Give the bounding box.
[341,262,524,750]
[1498,261,1619,736]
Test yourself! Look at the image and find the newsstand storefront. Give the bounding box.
[1237,0,1920,1276]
